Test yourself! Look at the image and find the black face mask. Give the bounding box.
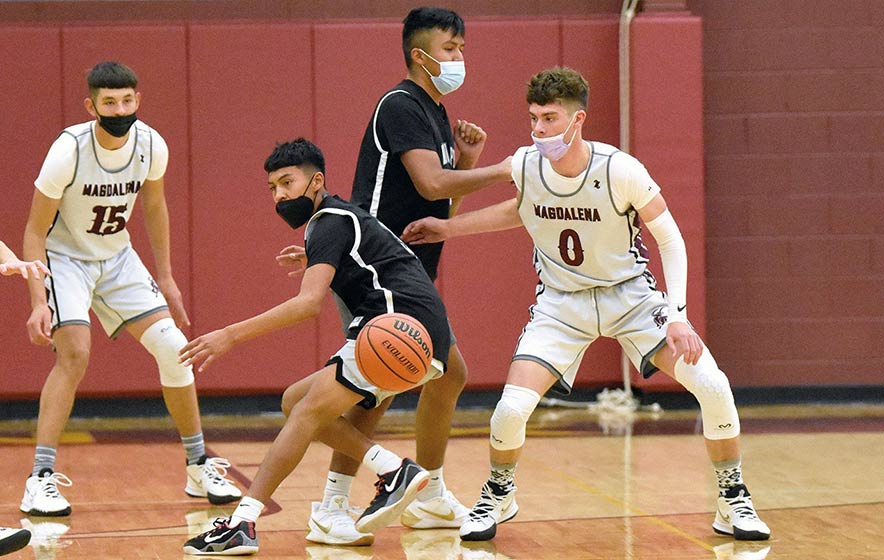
[275,196,315,230]
[98,113,137,137]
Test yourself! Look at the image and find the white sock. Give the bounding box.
[418,467,445,500]
[322,471,354,507]
[230,496,264,525]
[362,444,401,475]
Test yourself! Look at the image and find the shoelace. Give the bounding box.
[469,484,504,520]
[202,458,232,484]
[726,490,760,520]
[38,472,73,498]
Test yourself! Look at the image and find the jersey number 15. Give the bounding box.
[87,204,128,236]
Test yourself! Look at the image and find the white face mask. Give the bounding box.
[531,111,581,161]
[418,49,466,95]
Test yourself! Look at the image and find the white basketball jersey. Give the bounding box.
[46,121,156,261]
[514,141,651,291]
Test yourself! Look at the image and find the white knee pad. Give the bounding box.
[140,317,195,388]
[490,384,541,450]
[674,351,740,440]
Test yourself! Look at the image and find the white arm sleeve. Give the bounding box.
[644,209,688,324]
[34,133,78,199]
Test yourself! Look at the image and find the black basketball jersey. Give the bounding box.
[304,195,450,365]
[351,79,455,281]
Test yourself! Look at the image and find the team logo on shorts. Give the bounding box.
[651,306,667,329]
[149,277,160,296]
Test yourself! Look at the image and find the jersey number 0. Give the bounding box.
[558,228,585,266]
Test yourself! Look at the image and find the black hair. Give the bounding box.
[87,61,138,95]
[264,138,326,174]
[401,6,465,68]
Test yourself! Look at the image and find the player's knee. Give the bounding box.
[139,317,194,388]
[489,384,541,451]
[56,345,90,378]
[441,345,468,391]
[674,351,740,440]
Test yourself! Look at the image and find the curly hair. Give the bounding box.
[526,67,589,112]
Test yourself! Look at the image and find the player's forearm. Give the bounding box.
[142,201,174,279]
[448,198,522,238]
[225,295,322,345]
[0,241,15,264]
[22,228,48,306]
[420,161,510,200]
[645,210,688,323]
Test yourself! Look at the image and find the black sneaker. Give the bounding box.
[355,458,429,533]
[182,517,258,556]
[0,527,31,555]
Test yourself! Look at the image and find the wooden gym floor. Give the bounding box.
[1,401,883,559]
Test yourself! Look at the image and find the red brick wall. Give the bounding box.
[689,1,884,386]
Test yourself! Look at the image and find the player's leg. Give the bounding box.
[651,346,770,540]
[184,364,428,554]
[459,359,556,541]
[21,324,88,517]
[401,340,470,529]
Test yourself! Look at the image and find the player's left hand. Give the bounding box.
[665,321,704,365]
[401,217,449,245]
[276,244,307,277]
[179,327,234,372]
[0,258,50,280]
[158,277,191,330]
[454,120,487,162]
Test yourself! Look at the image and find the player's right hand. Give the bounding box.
[26,304,53,346]
[400,217,449,245]
[276,244,307,277]
[179,327,235,373]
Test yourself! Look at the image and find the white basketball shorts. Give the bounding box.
[328,339,444,409]
[514,271,676,394]
[45,246,169,338]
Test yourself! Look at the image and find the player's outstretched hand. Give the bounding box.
[179,328,234,373]
[401,217,449,245]
[158,277,191,330]
[276,244,307,277]
[26,304,53,346]
[665,321,704,365]
[0,258,50,280]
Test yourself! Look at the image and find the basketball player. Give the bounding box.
[402,67,771,542]
[20,61,240,517]
[181,138,452,554]
[308,7,513,546]
[0,240,46,556]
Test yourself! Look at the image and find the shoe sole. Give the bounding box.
[305,528,374,546]
[183,544,259,556]
[355,471,429,533]
[20,505,72,517]
[0,529,31,555]
[713,520,770,541]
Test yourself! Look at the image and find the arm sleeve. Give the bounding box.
[34,133,78,199]
[376,95,437,156]
[147,129,169,180]
[644,209,688,324]
[305,213,356,270]
[608,151,661,214]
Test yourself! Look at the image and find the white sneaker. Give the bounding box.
[20,471,73,516]
[459,482,518,542]
[713,485,771,541]
[184,456,243,505]
[401,490,470,529]
[306,496,374,546]
[0,526,31,555]
[713,541,772,560]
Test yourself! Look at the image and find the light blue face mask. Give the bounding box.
[418,49,466,95]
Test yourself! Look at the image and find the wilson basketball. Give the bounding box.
[355,313,433,392]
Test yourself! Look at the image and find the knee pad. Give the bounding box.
[674,351,740,440]
[490,384,541,450]
[140,317,195,388]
